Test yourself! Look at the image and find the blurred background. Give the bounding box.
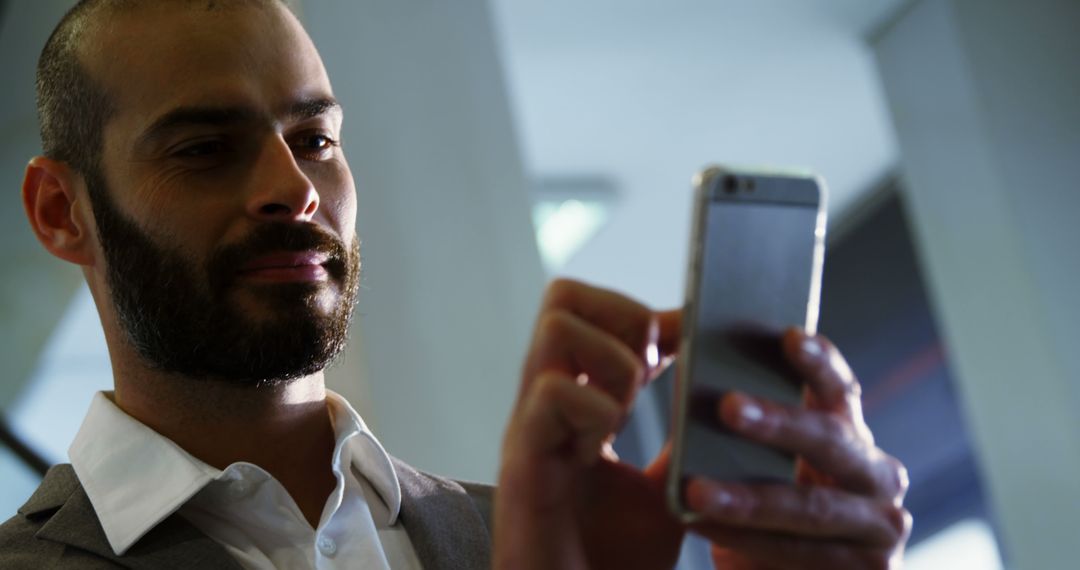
[2,1,1077,568]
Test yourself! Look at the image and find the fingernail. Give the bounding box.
[645,341,660,369]
[720,393,767,431]
[601,440,620,462]
[740,398,764,424]
[723,393,765,428]
[711,490,735,512]
[698,480,736,512]
[801,337,822,359]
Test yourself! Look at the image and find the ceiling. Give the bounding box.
[0,0,911,225]
[491,0,910,215]
[489,0,911,304]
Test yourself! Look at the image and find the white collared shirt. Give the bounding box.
[68,390,422,569]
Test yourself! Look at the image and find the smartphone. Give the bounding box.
[667,165,828,520]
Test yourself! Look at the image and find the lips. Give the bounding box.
[236,250,331,282]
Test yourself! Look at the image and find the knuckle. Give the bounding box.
[536,310,575,341]
[626,351,639,377]
[898,507,914,541]
[819,413,846,440]
[623,355,646,384]
[543,278,581,308]
[880,454,910,501]
[804,486,837,525]
[820,345,858,389]
[598,358,642,405]
[532,371,567,402]
[892,456,911,496]
[625,309,654,351]
[816,420,866,475]
[878,503,912,542]
[845,376,864,399]
[817,414,857,453]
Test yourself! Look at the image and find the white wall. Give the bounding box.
[874,1,1080,567]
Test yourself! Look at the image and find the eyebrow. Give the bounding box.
[136,97,342,147]
[287,98,342,121]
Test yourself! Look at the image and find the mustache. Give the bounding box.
[207,223,351,292]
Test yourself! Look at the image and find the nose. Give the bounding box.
[246,137,320,222]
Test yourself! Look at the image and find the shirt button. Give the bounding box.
[317,536,337,557]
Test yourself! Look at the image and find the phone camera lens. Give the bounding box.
[722,175,738,194]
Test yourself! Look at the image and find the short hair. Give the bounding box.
[36,0,113,180]
[35,0,291,183]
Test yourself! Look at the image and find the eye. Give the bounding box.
[291,133,340,160]
[174,139,228,158]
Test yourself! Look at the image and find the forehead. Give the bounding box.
[84,2,335,137]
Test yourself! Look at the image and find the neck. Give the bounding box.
[111,362,337,527]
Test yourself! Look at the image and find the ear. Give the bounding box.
[22,156,96,266]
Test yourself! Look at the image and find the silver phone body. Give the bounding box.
[667,165,828,521]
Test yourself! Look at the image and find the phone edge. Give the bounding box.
[666,165,721,523]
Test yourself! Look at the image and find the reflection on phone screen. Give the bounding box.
[680,198,819,484]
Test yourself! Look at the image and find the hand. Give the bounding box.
[686,329,912,569]
[493,279,684,570]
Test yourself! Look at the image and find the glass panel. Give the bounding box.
[0,445,44,518]
[8,284,112,464]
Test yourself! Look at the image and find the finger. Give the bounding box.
[516,371,624,467]
[525,309,646,407]
[720,392,909,501]
[782,329,870,438]
[685,478,911,547]
[708,550,775,570]
[530,279,669,377]
[643,441,673,487]
[579,459,686,570]
[655,309,682,359]
[705,528,908,570]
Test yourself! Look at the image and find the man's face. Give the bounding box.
[83,2,360,383]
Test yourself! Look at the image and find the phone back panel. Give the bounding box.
[670,167,827,515]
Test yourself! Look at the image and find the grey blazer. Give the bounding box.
[0,458,494,569]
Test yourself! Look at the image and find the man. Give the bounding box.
[1,0,911,568]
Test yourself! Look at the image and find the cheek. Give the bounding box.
[129,169,238,253]
[308,160,357,234]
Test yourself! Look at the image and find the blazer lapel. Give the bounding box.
[392,458,493,570]
[26,465,241,570]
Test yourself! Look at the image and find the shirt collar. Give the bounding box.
[69,392,218,555]
[325,390,403,525]
[69,390,401,555]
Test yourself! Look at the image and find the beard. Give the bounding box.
[85,171,361,386]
